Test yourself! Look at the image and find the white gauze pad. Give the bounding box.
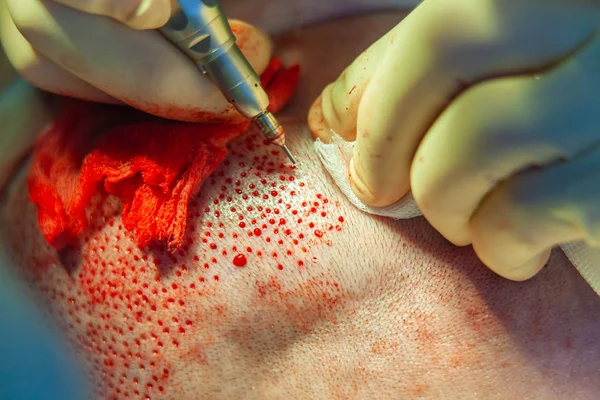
[314,133,600,295]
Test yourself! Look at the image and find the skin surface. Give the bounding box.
[1,11,600,400]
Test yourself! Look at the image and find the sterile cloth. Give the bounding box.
[315,133,600,295]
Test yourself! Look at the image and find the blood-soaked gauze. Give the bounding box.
[28,60,300,253]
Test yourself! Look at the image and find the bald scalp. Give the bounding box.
[2,114,599,399]
[0,11,599,400]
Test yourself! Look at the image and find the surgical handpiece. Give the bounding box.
[160,0,296,164]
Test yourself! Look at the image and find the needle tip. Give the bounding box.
[282,145,296,164]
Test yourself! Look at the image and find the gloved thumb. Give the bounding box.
[52,0,172,30]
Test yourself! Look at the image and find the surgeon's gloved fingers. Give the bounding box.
[315,0,598,208]
[0,2,117,104]
[470,144,600,281]
[7,0,273,122]
[307,24,395,142]
[410,34,600,247]
[52,0,172,30]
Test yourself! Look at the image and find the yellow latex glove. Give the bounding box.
[0,0,274,122]
[309,0,600,281]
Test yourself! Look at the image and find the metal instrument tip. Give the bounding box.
[253,111,297,164]
[282,145,297,164]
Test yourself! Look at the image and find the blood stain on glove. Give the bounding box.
[28,59,300,254]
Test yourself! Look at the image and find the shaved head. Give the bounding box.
[1,11,599,400]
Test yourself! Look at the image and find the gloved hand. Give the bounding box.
[0,0,274,122]
[0,0,416,123]
[309,0,600,281]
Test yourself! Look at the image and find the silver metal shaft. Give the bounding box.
[281,145,296,165]
[160,0,296,163]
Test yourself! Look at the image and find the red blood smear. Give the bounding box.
[232,254,248,268]
[259,59,282,88]
[265,64,300,113]
[28,59,300,253]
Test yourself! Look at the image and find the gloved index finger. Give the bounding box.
[347,0,598,208]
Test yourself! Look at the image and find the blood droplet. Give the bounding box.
[233,254,248,268]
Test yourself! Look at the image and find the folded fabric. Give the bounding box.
[28,60,300,253]
[315,133,600,296]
